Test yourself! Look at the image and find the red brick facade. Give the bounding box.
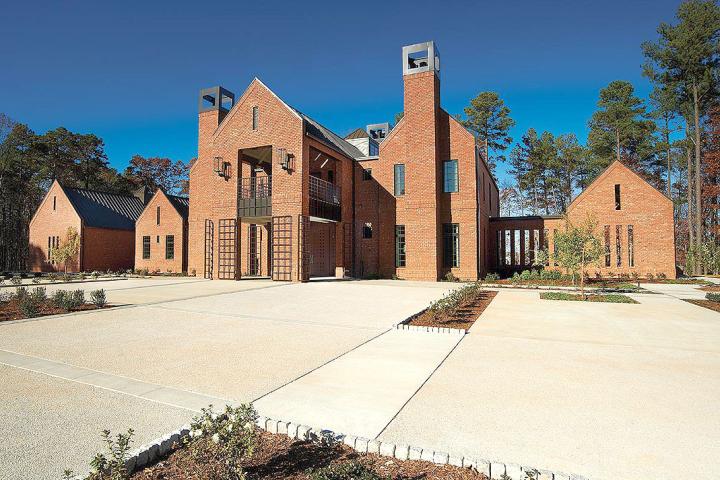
[135,190,188,273]
[489,161,677,278]
[28,181,138,273]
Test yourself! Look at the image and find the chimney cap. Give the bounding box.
[199,86,235,113]
[402,41,440,77]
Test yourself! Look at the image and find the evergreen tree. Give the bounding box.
[461,91,516,174]
[586,80,656,180]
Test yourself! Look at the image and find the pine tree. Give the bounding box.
[461,92,516,174]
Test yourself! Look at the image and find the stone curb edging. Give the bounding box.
[113,416,589,480]
[393,323,466,336]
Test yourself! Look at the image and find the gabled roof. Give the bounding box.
[290,107,365,160]
[62,185,145,230]
[345,128,370,140]
[166,193,189,218]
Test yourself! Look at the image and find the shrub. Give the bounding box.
[483,272,500,282]
[15,286,28,300]
[47,273,59,283]
[631,272,639,280]
[90,289,107,307]
[91,271,101,279]
[443,271,459,282]
[71,289,85,307]
[658,272,667,279]
[0,291,11,302]
[18,295,40,318]
[706,292,720,302]
[186,404,258,479]
[309,461,386,480]
[52,290,70,311]
[10,275,22,286]
[0,278,4,285]
[30,287,47,303]
[646,273,655,280]
[89,428,135,480]
[31,276,41,284]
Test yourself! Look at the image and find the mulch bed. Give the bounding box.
[701,285,720,292]
[405,290,497,330]
[685,299,720,313]
[0,299,105,322]
[133,431,486,480]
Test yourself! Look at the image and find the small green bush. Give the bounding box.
[443,271,460,282]
[309,461,386,480]
[539,292,638,303]
[89,428,135,480]
[483,272,500,282]
[18,295,40,318]
[10,276,22,286]
[90,289,107,307]
[15,286,28,300]
[706,292,720,302]
[31,276,41,284]
[52,290,81,311]
[71,289,85,307]
[646,273,655,280]
[30,287,47,303]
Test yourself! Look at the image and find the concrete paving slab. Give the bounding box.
[639,282,708,299]
[379,289,720,480]
[254,329,464,439]
[0,365,191,480]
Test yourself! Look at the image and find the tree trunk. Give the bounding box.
[665,116,672,199]
[687,125,694,264]
[693,82,703,274]
[615,128,621,162]
[580,249,586,300]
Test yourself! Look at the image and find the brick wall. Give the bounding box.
[135,191,187,274]
[82,227,135,272]
[28,181,81,272]
[488,162,676,278]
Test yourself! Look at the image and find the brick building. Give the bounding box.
[29,180,146,272]
[134,189,189,274]
[188,40,676,282]
[489,161,677,278]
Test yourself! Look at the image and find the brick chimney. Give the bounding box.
[401,41,442,277]
[197,86,234,159]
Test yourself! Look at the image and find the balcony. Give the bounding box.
[309,175,341,221]
[238,176,272,218]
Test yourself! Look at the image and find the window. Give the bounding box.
[552,229,558,266]
[443,224,460,267]
[395,225,406,267]
[142,236,151,259]
[615,184,621,210]
[156,235,160,243]
[363,223,373,239]
[156,206,160,225]
[616,225,622,267]
[497,230,503,267]
[48,236,59,263]
[523,230,530,265]
[394,164,405,196]
[514,230,521,266]
[327,170,334,184]
[363,169,372,181]
[604,226,611,267]
[165,235,175,260]
[543,229,549,266]
[505,230,512,265]
[53,196,56,211]
[628,225,634,267]
[369,142,379,156]
[252,106,259,130]
[443,160,458,193]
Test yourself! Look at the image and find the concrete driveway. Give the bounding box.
[0,277,457,479]
[378,288,720,480]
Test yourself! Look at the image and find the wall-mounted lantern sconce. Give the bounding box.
[277,148,294,173]
[213,156,231,178]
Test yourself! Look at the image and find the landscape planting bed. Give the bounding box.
[133,430,485,480]
[539,292,638,304]
[0,298,106,322]
[685,299,720,313]
[406,290,497,330]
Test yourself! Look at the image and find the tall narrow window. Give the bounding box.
[552,229,559,266]
[443,223,460,267]
[627,225,634,267]
[505,230,512,265]
[614,184,621,210]
[395,225,406,267]
[53,196,56,211]
[497,230,503,267]
[47,237,52,261]
[252,106,259,130]
[443,160,459,193]
[543,228,549,266]
[616,225,622,267]
[394,164,405,196]
[514,230,521,266]
[604,226,611,267]
[533,229,540,265]
[363,223,373,239]
[523,230,531,265]
[142,236,151,259]
[156,206,160,225]
[165,235,175,260]
[363,169,372,181]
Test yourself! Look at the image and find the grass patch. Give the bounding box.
[539,292,638,304]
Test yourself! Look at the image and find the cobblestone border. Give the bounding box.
[116,416,590,480]
[394,323,467,335]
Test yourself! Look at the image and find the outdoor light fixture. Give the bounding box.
[278,148,294,172]
[213,156,230,178]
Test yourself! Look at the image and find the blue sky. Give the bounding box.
[1,0,683,184]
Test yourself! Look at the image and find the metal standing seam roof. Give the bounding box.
[290,107,365,160]
[62,186,145,230]
[166,194,189,219]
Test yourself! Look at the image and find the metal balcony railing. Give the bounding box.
[309,176,341,221]
[309,176,340,205]
[240,176,272,199]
